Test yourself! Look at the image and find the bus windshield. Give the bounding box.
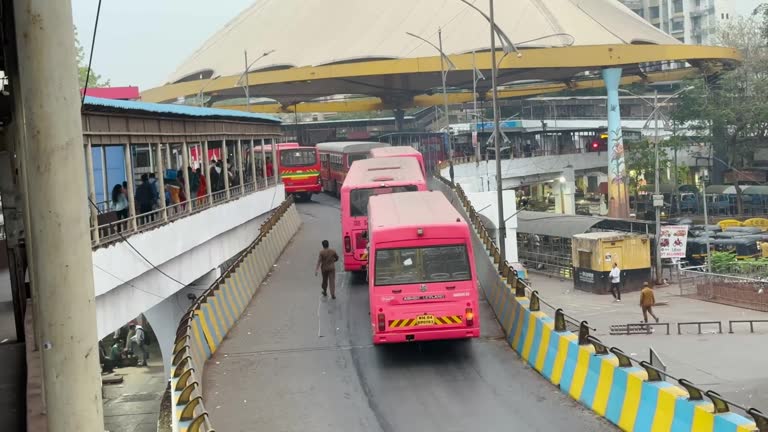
[280,148,317,167]
[350,185,419,216]
[374,245,471,286]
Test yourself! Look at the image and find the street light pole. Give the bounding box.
[438,28,453,159]
[244,50,250,112]
[490,0,506,263]
[653,90,662,284]
[238,49,276,113]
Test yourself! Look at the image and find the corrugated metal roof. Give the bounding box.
[518,211,601,238]
[83,96,281,123]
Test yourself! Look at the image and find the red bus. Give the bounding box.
[369,146,426,178]
[368,191,480,344]
[316,141,389,196]
[340,157,427,273]
[255,142,320,201]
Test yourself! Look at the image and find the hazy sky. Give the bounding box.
[71,0,254,90]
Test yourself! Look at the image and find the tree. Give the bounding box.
[673,16,768,214]
[75,27,110,89]
[755,3,768,43]
[625,138,670,194]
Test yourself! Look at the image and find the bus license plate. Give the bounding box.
[416,315,435,326]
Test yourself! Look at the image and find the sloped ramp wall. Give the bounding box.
[167,198,301,432]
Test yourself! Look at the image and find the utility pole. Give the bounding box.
[14,0,105,430]
[438,28,452,159]
[244,50,250,112]
[653,90,662,284]
[490,0,506,263]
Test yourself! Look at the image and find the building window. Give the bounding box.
[673,0,683,13]
[632,8,644,18]
[672,20,684,32]
[650,6,660,18]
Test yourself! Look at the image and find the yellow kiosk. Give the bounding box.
[572,231,652,294]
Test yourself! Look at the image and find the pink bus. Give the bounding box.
[367,191,480,344]
[340,157,427,273]
[369,146,426,177]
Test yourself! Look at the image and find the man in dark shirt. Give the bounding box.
[315,240,339,299]
[135,174,155,217]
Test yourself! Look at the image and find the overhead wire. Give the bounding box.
[80,0,103,108]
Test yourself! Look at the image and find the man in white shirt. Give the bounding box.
[609,263,621,302]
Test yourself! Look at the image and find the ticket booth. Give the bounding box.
[571,231,651,294]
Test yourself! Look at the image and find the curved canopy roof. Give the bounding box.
[142,0,741,112]
[169,0,678,83]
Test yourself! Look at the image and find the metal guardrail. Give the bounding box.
[678,266,768,312]
[677,321,723,335]
[610,322,671,335]
[729,320,768,334]
[169,196,295,432]
[436,170,768,431]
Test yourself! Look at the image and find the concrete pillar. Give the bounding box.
[394,108,405,131]
[237,139,245,192]
[222,141,230,199]
[164,143,172,172]
[84,134,99,245]
[202,140,212,204]
[14,0,105,429]
[249,139,257,187]
[124,142,137,230]
[182,141,191,212]
[155,143,167,221]
[271,138,279,186]
[143,268,218,379]
[260,139,267,185]
[601,68,630,218]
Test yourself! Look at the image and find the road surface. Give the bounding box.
[203,193,614,432]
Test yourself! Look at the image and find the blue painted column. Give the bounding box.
[601,68,630,218]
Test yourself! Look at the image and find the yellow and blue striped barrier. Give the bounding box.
[168,198,302,432]
[439,175,765,432]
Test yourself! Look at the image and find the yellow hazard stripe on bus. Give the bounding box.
[281,171,319,179]
[389,315,463,328]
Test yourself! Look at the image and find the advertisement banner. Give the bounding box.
[659,225,689,259]
[471,131,478,148]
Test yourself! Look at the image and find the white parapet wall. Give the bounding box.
[93,184,285,339]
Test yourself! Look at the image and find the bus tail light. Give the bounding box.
[465,308,475,327]
[344,235,351,252]
[377,313,386,332]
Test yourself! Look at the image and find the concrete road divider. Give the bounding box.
[434,174,763,432]
[167,198,301,432]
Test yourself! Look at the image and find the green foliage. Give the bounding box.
[625,138,670,191]
[756,3,768,43]
[75,27,109,89]
[710,251,737,273]
[672,16,768,182]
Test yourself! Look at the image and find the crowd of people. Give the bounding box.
[107,156,275,232]
[99,321,151,373]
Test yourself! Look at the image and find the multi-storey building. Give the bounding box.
[620,0,763,44]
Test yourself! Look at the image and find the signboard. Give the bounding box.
[471,131,478,148]
[658,225,689,259]
[578,271,594,284]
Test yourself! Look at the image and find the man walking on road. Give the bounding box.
[315,240,339,299]
[640,282,660,323]
[609,262,621,302]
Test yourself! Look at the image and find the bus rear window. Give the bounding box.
[350,185,418,217]
[374,245,471,286]
[280,149,316,167]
